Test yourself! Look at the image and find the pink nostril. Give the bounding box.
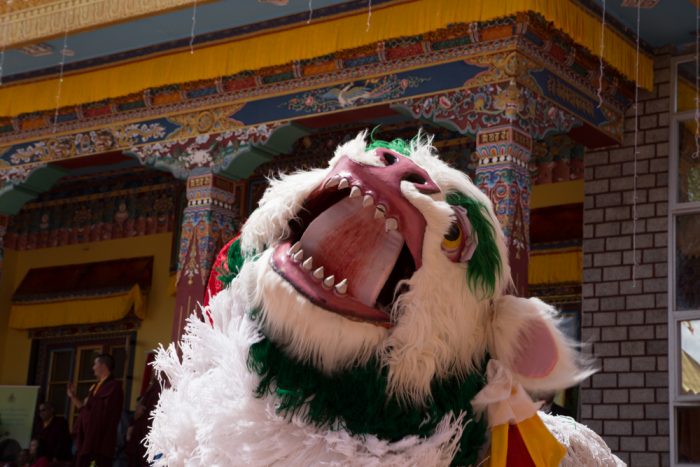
[378,149,398,166]
[402,173,427,185]
[369,149,440,195]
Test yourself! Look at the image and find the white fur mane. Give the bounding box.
[147,132,614,467]
[237,133,517,403]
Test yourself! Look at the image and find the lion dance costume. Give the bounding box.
[147,133,624,466]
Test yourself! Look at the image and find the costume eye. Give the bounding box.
[441,206,478,263]
[442,222,463,249]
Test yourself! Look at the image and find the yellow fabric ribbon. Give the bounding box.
[472,360,565,467]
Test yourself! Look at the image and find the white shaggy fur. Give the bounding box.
[240,167,327,255]
[381,184,490,403]
[540,412,625,466]
[147,278,621,466]
[236,133,532,402]
[147,280,468,466]
[148,132,611,466]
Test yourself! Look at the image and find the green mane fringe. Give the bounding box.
[366,138,412,157]
[216,238,246,287]
[446,192,502,298]
[248,336,488,466]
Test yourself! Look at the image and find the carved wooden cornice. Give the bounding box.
[1,0,203,48]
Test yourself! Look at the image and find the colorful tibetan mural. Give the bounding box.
[5,169,182,250]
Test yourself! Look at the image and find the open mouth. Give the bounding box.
[271,154,437,326]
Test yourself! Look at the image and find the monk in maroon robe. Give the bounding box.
[34,401,72,463]
[68,354,123,467]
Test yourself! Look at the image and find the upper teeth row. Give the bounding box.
[326,175,398,232]
[288,242,348,295]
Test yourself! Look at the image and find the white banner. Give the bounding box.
[0,385,40,449]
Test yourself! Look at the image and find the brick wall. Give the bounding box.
[580,52,671,466]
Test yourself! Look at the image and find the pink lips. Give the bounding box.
[270,152,440,326]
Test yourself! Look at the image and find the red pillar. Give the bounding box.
[475,126,532,297]
[171,174,242,343]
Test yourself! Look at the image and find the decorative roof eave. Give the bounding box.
[0,18,632,204]
[0,0,654,118]
[0,0,214,49]
[0,15,633,144]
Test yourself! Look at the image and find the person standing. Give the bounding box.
[34,401,72,463]
[125,375,162,467]
[67,354,123,467]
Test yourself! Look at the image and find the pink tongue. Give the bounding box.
[299,197,404,307]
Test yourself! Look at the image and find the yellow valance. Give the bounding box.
[0,0,653,118]
[528,248,582,285]
[9,284,146,330]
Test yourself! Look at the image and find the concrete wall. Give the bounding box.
[580,52,671,466]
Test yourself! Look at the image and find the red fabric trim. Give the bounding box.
[506,424,536,467]
[203,235,240,309]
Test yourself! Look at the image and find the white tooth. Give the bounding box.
[385,218,398,232]
[302,257,314,270]
[335,279,348,295]
[326,176,341,188]
[293,250,304,262]
[313,266,325,279]
[323,275,335,289]
[288,241,301,255]
[374,205,386,220]
[349,186,361,198]
[338,178,350,190]
[362,194,374,207]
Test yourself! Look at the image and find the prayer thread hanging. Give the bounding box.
[189,0,198,54]
[0,21,6,86]
[597,0,606,108]
[52,30,70,133]
[631,3,641,287]
[694,3,699,160]
[366,0,372,32]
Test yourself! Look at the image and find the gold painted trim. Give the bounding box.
[0,0,655,118]
[0,47,513,145]
[1,0,212,49]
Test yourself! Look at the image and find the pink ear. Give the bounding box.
[490,296,591,392]
[511,320,558,378]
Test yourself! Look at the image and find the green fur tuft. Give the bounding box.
[217,238,246,287]
[446,192,502,298]
[248,336,488,466]
[367,135,411,157]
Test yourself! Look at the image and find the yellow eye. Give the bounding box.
[441,222,463,251]
[442,205,478,263]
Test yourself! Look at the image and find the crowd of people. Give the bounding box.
[2,354,160,467]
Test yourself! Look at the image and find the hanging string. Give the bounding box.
[52,30,69,133]
[0,4,8,86]
[632,2,640,288]
[0,23,6,86]
[596,0,606,108]
[694,3,699,160]
[307,0,313,24]
[189,0,198,54]
[366,0,372,32]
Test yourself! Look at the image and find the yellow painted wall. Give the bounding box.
[531,180,584,209]
[0,233,175,410]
